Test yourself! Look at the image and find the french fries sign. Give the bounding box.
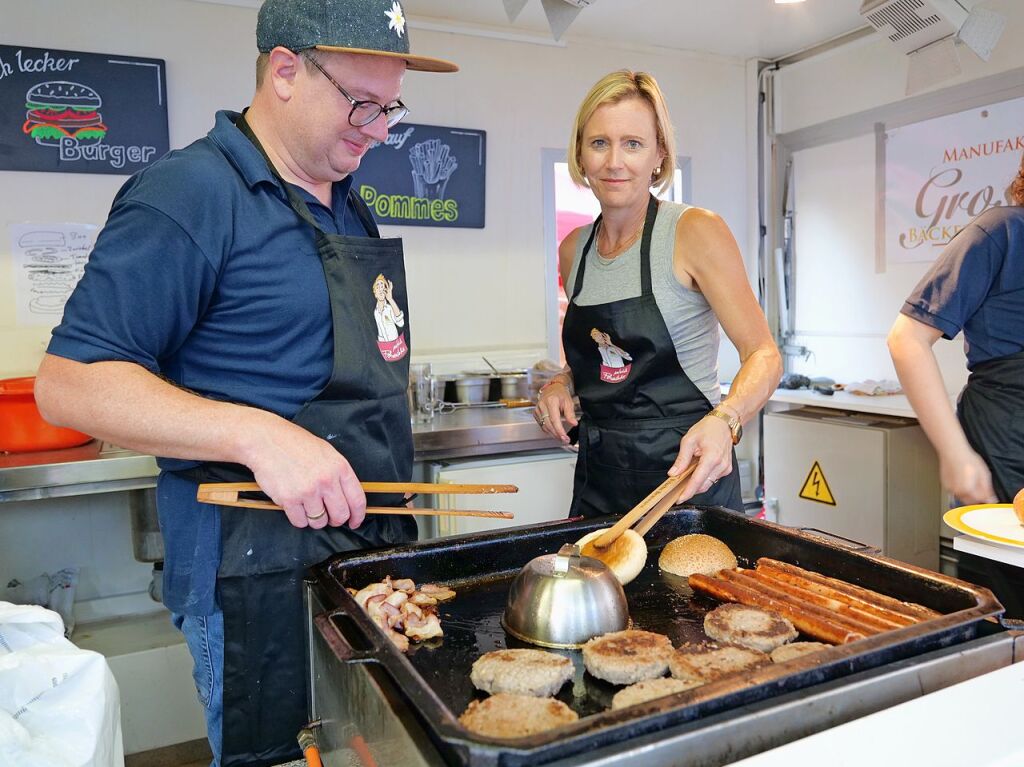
[355,123,486,228]
[0,45,168,175]
[799,461,837,506]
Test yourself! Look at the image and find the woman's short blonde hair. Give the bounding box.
[567,70,677,194]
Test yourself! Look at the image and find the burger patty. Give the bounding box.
[470,649,574,697]
[610,676,702,710]
[703,603,798,653]
[458,693,578,738]
[669,644,769,684]
[582,630,675,685]
[770,641,830,663]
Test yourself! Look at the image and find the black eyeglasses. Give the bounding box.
[301,51,409,128]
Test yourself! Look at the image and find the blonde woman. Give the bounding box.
[535,70,780,517]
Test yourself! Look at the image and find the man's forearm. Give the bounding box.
[35,354,272,465]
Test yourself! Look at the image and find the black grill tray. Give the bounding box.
[308,506,1002,767]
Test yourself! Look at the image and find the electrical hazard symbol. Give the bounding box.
[799,461,836,506]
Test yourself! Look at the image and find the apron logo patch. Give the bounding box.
[373,273,408,362]
[591,328,632,383]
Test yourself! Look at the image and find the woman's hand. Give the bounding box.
[940,444,997,504]
[534,379,578,444]
[670,413,734,504]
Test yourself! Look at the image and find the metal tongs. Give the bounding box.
[196,481,518,519]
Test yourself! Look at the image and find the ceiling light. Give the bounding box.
[775,0,807,4]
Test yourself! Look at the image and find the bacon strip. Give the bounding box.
[688,572,865,645]
[756,558,940,622]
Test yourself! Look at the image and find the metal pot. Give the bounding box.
[502,543,629,648]
[455,375,490,404]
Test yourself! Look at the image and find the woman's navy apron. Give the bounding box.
[190,114,416,766]
[563,195,743,518]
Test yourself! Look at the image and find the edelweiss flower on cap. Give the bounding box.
[385,1,406,38]
[256,0,456,73]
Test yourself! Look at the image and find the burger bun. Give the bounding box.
[658,533,737,577]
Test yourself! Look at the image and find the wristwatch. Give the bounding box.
[708,407,743,445]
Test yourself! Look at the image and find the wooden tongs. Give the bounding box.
[197,481,518,519]
[587,460,700,552]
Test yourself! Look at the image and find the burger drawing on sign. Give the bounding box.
[22,81,107,147]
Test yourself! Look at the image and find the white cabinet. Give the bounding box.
[764,407,941,570]
[424,451,577,538]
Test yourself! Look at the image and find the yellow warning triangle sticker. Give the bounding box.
[799,460,836,506]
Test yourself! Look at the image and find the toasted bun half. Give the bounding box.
[1013,487,1024,525]
[576,528,647,585]
[658,534,737,577]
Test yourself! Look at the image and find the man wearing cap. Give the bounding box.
[34,1,456,764]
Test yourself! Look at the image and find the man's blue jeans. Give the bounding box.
[172,609,224,766]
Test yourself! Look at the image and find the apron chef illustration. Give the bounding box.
[373,272,408,361]
[591,327,633,383]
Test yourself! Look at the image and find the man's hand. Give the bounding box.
[245,414,367,530]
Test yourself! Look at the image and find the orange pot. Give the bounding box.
[0,376,93,453]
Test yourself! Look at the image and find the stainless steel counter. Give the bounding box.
[0,406,556,503]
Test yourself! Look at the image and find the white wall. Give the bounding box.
[775,0,1024,391]
[0,0,751,379]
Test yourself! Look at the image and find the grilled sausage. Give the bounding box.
[749,567,916,628]
[688,573,865,645]
[717,569,884,637]
[755,559,940,622]
[738,569,908,632]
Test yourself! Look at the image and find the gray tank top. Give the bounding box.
[567,200,721,404]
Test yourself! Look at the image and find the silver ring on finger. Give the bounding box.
[539,413,549,424]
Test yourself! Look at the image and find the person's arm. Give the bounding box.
[534,229,581,443]
[886,314,996,503]
[670,208,783,502]
[35,354,368,529]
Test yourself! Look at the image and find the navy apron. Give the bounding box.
[194,114,416,767]
[956,349,1024,619]
[563,195,743,518]
[957,349,1024,503]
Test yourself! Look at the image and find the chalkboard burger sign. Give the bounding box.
[23,81,107,147]
[0,45,168,175]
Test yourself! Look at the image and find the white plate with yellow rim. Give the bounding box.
[943,504,1024,549]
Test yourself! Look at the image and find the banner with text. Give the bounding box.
[0,44,168,176]
[884,95,1024,264]
[353,123,486,228]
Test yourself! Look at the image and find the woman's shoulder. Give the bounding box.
[673,204,731,245]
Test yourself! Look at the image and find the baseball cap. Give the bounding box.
[257,0,458,73]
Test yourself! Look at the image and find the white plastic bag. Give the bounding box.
[0,601,124,767]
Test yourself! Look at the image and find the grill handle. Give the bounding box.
[314,610,381,664]
[797,527,880,554]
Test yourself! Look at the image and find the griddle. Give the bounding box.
[307,505,1003,767]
